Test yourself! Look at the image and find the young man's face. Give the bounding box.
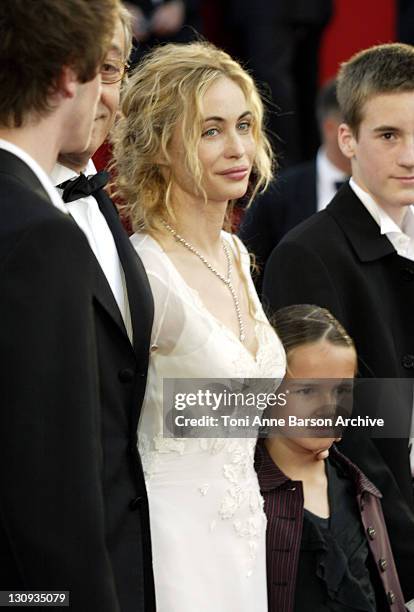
[60,72,102,155]
[339,91,414,216]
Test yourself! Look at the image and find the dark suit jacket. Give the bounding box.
[238,160,316,292]
[255,441,406,612]
[0,150,119,610]
[91,188,155,611]
[0,150,156,611]
[262,183,414,600]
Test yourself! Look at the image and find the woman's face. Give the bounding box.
[276,340,357,455]
[169,76,257,205]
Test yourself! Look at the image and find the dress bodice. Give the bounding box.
[132,231,286,457]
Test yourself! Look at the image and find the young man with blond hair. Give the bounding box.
[0,1,135,609]
[263,43,414,603]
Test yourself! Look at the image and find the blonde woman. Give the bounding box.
[112,41,286,611]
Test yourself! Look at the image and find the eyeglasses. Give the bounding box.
[100,59,129,84]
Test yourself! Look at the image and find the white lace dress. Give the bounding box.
[131,231,286,612]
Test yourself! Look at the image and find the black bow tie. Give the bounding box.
[57,170,109,203]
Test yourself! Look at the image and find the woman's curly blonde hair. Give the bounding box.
[111,40,274,235]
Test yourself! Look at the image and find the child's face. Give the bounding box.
[279,340,357,456]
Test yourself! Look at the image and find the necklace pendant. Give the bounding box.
[161,220,246,344]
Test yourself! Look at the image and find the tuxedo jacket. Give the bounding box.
[90,188,155,611]
[0,150,155,611]
[262,183,414,600]
[238,160,316,292]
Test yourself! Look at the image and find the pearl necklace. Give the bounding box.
[162,221,246,342]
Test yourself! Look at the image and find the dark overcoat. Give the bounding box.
[263,183,414,600]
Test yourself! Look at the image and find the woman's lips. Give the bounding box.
[217,167,249,181]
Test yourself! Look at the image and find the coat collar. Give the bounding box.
[254,439,294,492]
[0,148,51,204]
[330,444,382,498]
[0,144,67,213]
[325,183,396,262]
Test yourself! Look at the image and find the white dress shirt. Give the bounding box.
[0,139,67,213]
[316,147,348,212]
[51,161,132,339]
[350,177,414,472]
[350,178,414,260]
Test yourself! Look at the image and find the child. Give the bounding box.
[255,304,405,611]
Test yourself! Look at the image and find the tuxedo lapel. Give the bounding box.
[94,189,154,357]
[90,251,128,338]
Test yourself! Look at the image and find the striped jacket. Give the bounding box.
[255,442,406,611]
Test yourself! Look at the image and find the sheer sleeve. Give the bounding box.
[131,233,186,355]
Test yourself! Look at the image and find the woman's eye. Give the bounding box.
[202,127,219,137]
[237,121,251,132]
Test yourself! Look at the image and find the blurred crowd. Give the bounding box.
[121,0,414,172]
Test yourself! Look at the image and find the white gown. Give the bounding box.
[131,231,286,612]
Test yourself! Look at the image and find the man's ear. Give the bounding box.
[338,123,357,159]
[56,65,78,100]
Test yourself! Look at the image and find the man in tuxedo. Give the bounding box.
[239,79,350,293]
[0,1,124,610]
[51,8,155,611]
[263,43,414,602]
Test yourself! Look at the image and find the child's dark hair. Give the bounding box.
[272,304,355,355]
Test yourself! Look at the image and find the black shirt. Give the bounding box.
[294,459,377,611]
